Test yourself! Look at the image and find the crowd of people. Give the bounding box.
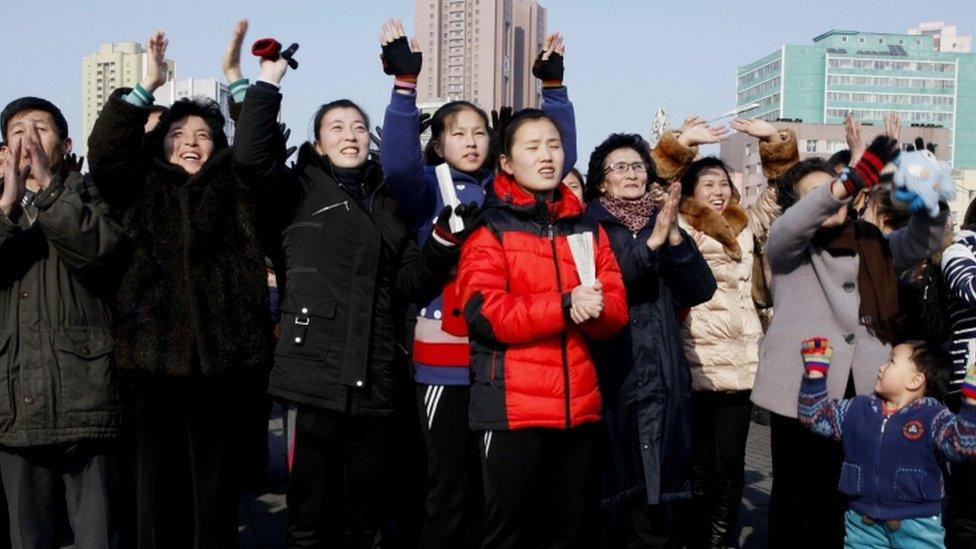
[1,16,976,549]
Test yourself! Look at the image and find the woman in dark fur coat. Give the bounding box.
[86,31,278,548]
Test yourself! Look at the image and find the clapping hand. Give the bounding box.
[570,280,604,325]
[647,182,683,251]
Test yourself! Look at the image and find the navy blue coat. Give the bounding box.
[586,200,717,506]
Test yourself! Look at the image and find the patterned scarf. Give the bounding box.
[599,192,656,233]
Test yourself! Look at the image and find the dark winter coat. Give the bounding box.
[586,199,717,506]
[0,173,124,446]
[233,82,458,417]
[87,89,274,377]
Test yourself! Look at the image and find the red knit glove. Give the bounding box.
[839,135,899,196]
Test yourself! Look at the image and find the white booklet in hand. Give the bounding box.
[567,232,596,286]
[435,163,464,233]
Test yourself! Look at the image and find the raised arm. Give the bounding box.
[797,338,853,441]
[651,116,727,182]
[534,33,577,176]
[378,19,437,229]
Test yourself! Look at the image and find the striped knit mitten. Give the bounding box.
[801,337,833,376]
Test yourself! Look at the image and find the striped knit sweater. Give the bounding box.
[941,229,976,398]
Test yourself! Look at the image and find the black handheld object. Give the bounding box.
[252,38,300,70]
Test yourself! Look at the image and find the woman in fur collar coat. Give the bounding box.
[676,118,795,548]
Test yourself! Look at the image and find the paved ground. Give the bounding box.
[238,407,775,548]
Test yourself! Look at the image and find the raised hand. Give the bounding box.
[0,141,29,217]
[844,112,864,166]
[432,202,483,246]
[801,337,833,378]
[678,119,729,147]
[730,118,777,140]
[678,115,705,135]
[491,106,513,132]
[141,31,169,93]
[532,32,565,87]
[837,134,900,198]
[379,18,422,90]
[61,152,85,174]
[223,19,248,83]
[884,111,901,143]
[647,182,683,251]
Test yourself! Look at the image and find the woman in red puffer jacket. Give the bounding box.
[457,109,628,547]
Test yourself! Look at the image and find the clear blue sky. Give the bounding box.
[1,0,972,163]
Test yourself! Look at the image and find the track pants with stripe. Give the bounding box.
[416,384,484,548]
[480,424,598,548]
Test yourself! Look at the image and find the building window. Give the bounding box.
[842,36,848,42]
[859,37,865,44]
[878,38,884,44]
[805,139,818,153]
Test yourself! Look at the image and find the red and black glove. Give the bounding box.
[252,38,299,69]
[839,135,899,196]
[381,36,422,92]
[532,51,564,89]
[432,202,483,246]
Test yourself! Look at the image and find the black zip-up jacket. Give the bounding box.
[233,83,458,416]
[0,173,124,446]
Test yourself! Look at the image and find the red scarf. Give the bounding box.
[598,192,656,233]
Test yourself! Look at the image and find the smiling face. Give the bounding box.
[600,147,647,200]
[163,115,213,174]
[692,166,732,213]
[798,170,847,228]
[433,108,490,173]
[499,118,564,194]
[314,107,370,168]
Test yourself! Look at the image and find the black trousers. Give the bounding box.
[0,442,119,549]
[768,412,845,549]
[687,390,752,548]
[416,384,483,549]
[123,372,243,549]
[285,405,390,548]
[946,459,976,548]
[480,424,598,548]
[603,499,674,549]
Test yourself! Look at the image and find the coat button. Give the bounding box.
[844,333,856,344]
[20,291,28,300]
[23,396,33,404]
[294,337,302,344]
[642,444,649,450]
[843,282,856,292]
[355,380,364,387]
[301,307,309,314]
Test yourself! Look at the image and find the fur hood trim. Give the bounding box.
[679,198,748,261]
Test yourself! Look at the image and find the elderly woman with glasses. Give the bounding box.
[673,118,795,548]
[580,121,722,546]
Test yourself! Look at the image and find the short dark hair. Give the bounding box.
[312,99,369,142]
[828,149,851,170]
[904,340,952,402]
[496,108,563,166]
[775,158,836,211]
[584,133,656,202]
[679,156,732,198]
[866,187,911,231]
[424,101,490,165]
[145,96,229,157]
[1,96,69,141]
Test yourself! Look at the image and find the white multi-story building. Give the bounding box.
[154,78,236,142]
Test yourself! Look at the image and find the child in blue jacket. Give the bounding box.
[798,337,976,548]
[376,18,577,548]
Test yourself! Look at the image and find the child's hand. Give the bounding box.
[801,337,833,378]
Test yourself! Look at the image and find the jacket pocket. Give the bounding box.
[838,462,863,496]
[55,328,118,413]
[894,467,940,503]
[277,293,337,361]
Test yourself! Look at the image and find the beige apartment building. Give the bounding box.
[82,42,175,142]
[415,0,546,113]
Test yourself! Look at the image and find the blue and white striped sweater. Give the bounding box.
[941,229,976,396]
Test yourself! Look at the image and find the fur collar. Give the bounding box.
[679,197,748,261]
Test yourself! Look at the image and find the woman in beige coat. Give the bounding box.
[675,118,797,548]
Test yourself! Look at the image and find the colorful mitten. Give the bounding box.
[801,337,833,376]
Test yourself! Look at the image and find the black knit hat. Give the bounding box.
[1,97,69,141]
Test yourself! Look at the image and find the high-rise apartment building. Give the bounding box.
[154,78,236,142]
[735,27,976,168]
[414,0,546,113]
[81,42,175,142]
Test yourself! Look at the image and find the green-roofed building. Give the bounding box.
[736,29,976,168]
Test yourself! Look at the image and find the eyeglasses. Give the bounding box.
[603,161,648,175]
